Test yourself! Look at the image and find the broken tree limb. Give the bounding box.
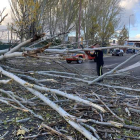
[125,103,140,110]
[28,28,73,48]
[0,98,30,113]
[31,85,106,112]
[0,49,9,55]
[88,53,139,84]
[23,132,49,139]
[0,67,105,112]
[0,89,35,106]
[81,122,101,140]
[0,67,98,140]
[96,83,140,92]
[25,88,98,140]
[0,29,73,55]
[79,119,140,131]
[23,42,52,57]
[0,89,43,120]
[45,46,140,54]
[0,79,12,84]
[0,52,23,60]
[129,108,140,114]
[6,33,45,54]
[0,118,30,125]
[0,131,9,140]
[0,43,51,61]
[41,123,74,140]
[17,74,44,86]
[92,93,124,123]
[34,71,89,83]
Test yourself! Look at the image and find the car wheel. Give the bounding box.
[77,56,83,64]
[66,60,71,63]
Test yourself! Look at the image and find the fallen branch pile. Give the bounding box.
[0,33,140,140]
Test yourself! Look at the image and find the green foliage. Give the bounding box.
[81,0,121,46]
[42,38,62,46]
[10,0,46,40]
[89,16,100,41]
[118,26,129,45]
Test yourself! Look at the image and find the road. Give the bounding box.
[65,54,140,76]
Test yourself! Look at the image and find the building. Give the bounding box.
[109,39,118,46]
[126,40,140,47]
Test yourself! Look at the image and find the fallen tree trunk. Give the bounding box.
[6,33,45,54]
[45,46,140,54]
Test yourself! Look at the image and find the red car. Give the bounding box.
[84,51,95,60]
[66,51,95,64]
[66,53,86,64]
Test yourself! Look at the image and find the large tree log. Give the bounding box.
[0,52,23,60]
[0,49,9,55]
[45,46,140,54]
[5,33,45,54]
[0,43,51,61]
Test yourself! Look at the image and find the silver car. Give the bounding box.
[112,49,124,56]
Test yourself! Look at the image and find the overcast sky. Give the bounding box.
[0,0,140,40]
[120,0,140,40]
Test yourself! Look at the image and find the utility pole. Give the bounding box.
[78,0,82,48]
[8,23,9,43]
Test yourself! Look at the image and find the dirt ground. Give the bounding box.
[0,56,140,140]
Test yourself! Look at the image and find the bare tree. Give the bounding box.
[9,0,47,41]
[0,8,8,24]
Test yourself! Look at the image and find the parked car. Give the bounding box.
[84,51,96,61]
[66,53,86,64]
[66,50,96,64]
[112,49,124,56]
[126,49,133,54]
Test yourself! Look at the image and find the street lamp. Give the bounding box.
[129,14,134,41]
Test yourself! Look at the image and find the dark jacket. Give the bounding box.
[91,50,104,65]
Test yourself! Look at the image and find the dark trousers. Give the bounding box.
[96,64,103,76]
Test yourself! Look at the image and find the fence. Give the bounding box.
[0,44,12,50]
